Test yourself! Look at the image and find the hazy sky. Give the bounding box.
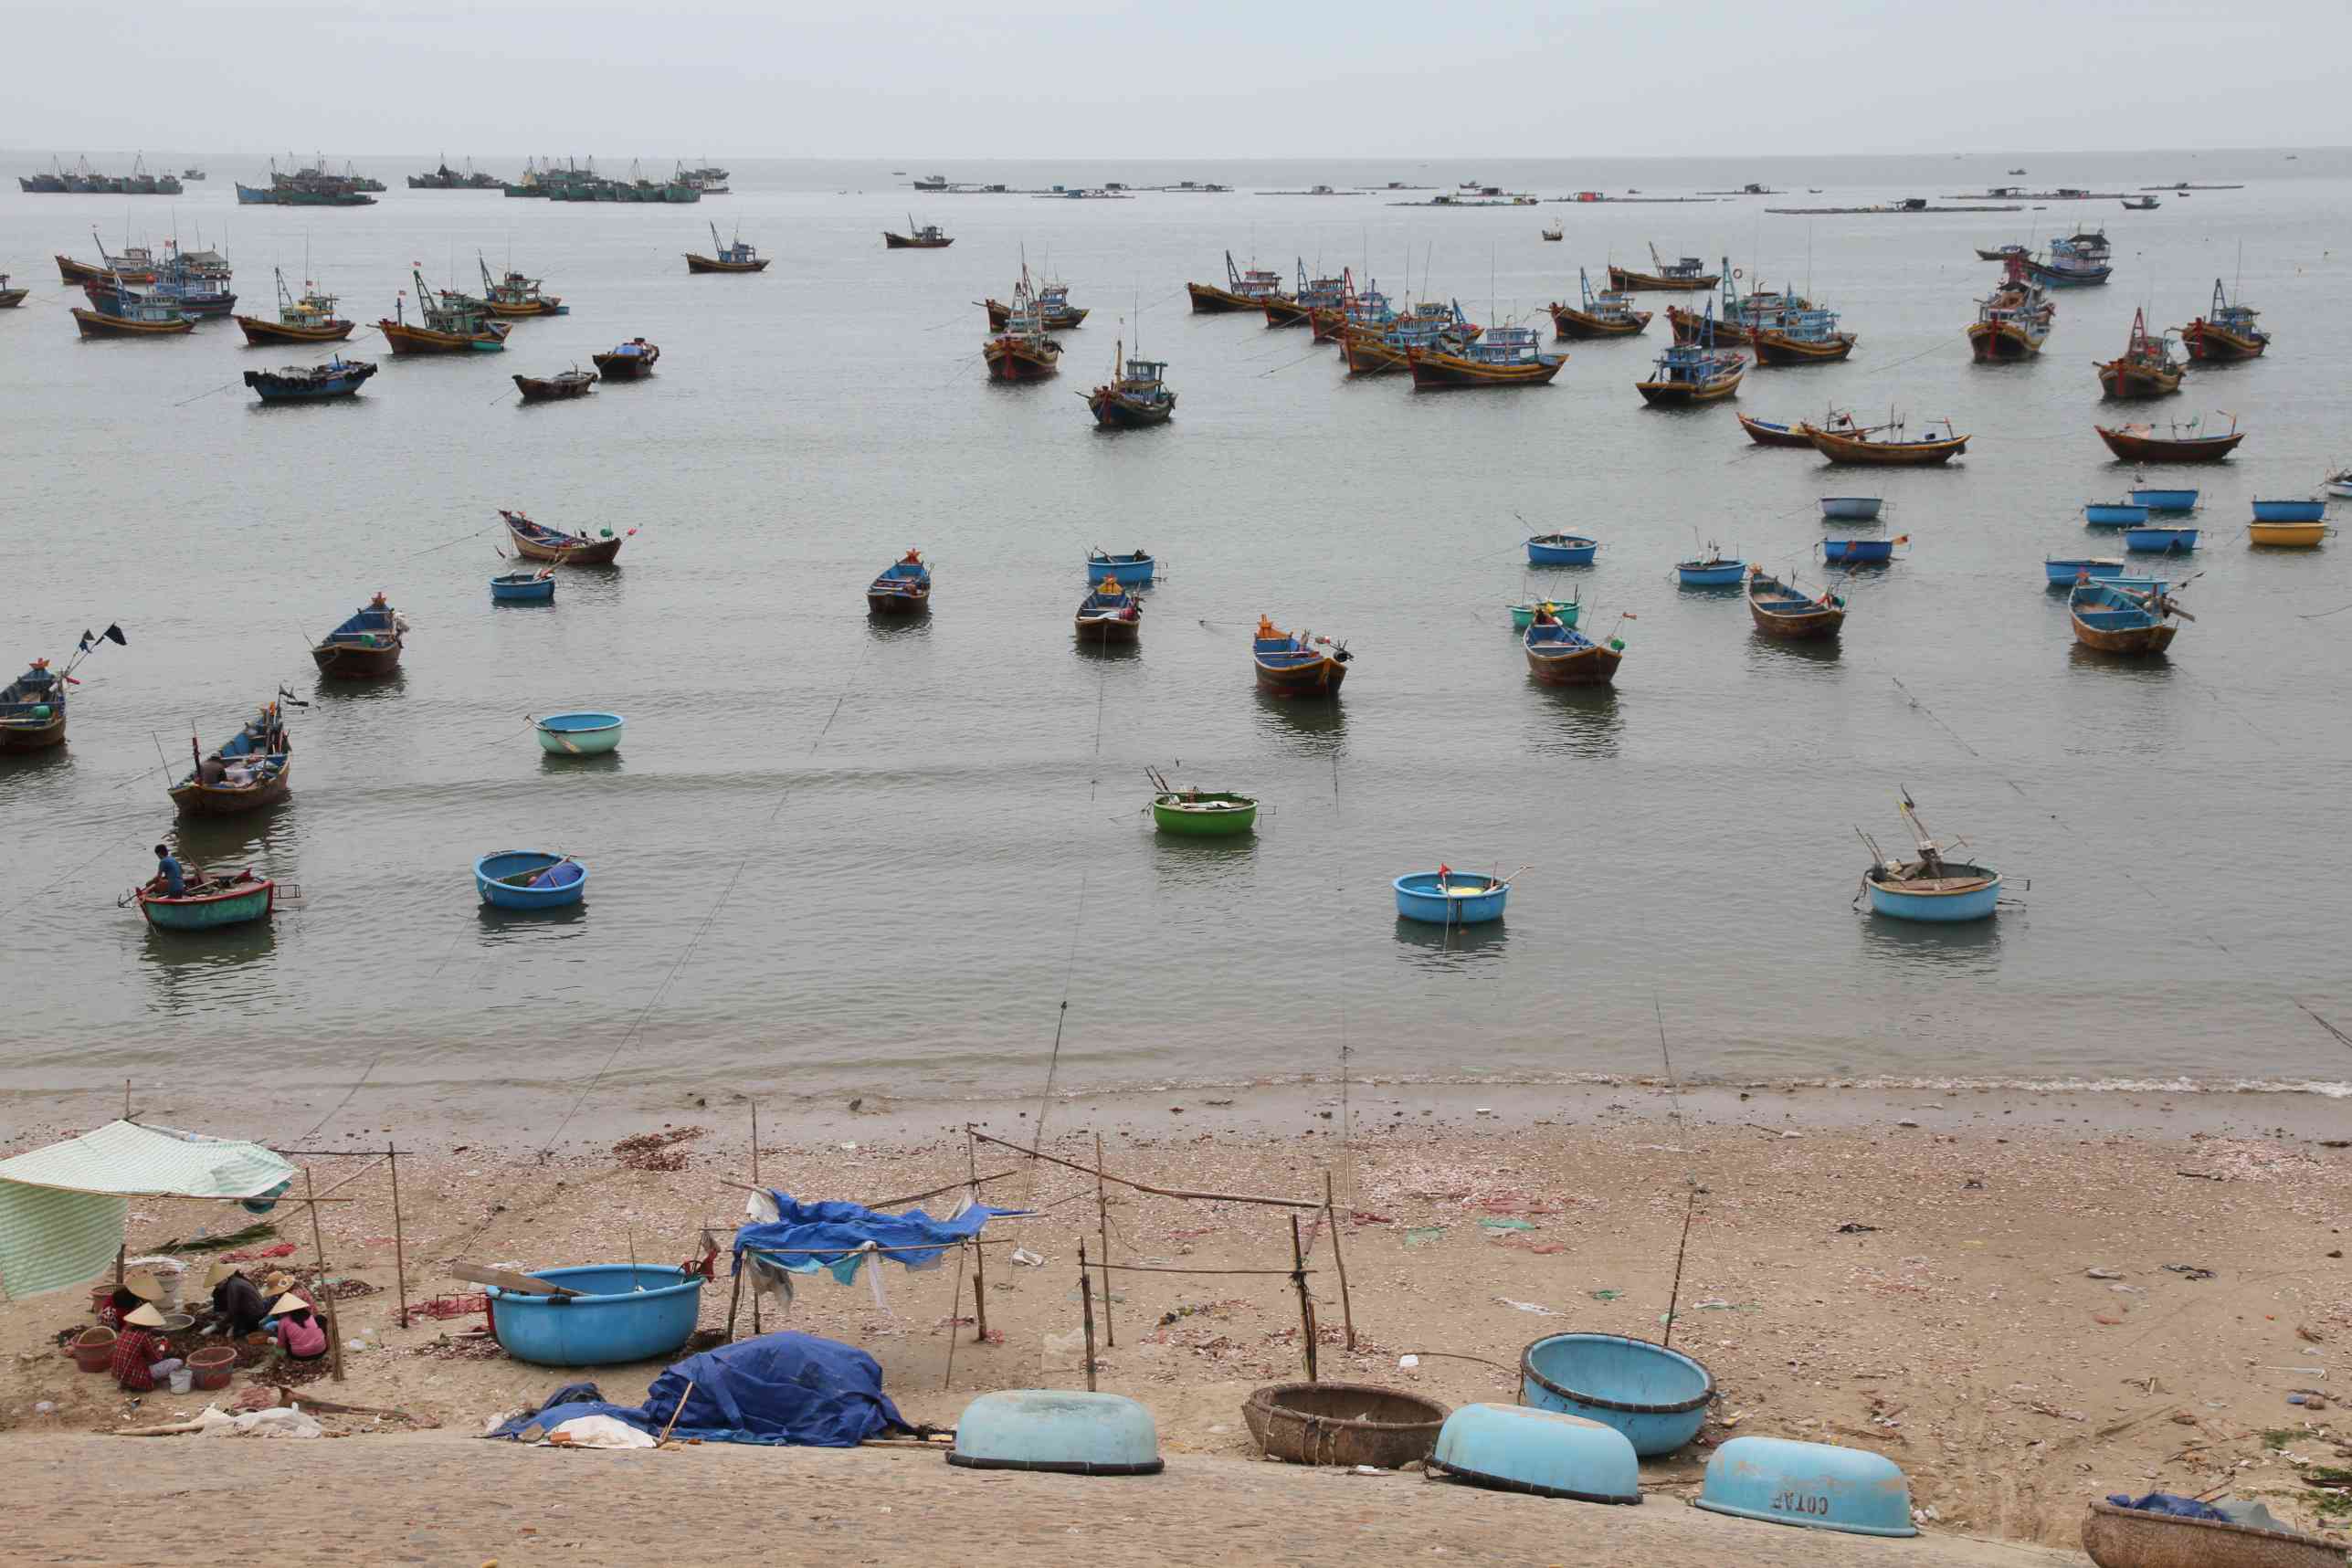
[9,0,2347,160]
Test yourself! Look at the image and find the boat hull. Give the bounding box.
[1526,537,1598,566]
[311,639,402,679]
[513,374,595,401]
[1751,331,1856,366]
[505,520,623,565]
[1864,875,1999,922]
[985,341,1060,381]
[1408,351,1565,388]
[1737,415,1815,447]
[475,850,586,910]
[1676,563,1746,586]
[1524,640,1621,686]
[2251,500,2326,523]
[0,288,26,309]
[139,879,276,931]
[1394,873,1507,924]
[2129,489,2199,512]
[592,348,659,380]
[59,255,155,285]
[1608,266,1717,292]
[0,710,67,750]
[1262,298,1313,328]
[1822,540,1893,563]
[2083,504,2150,526]
[684,255,770,274]
[2248,521,2328,547]
[2070,612,2177,655]
[2045,559,2127,583]
[1253,656,1347,697]
[1074,613,1142,645]
[1342,333,1413,375]
[1636,371,1742,405]
[535,713,624,755]
[1548,303,1649,339]
[1808,428,1967,465]
[867,589,929,615]
[1668,308,1759,346]
[2098,361,2182,398]
[2124,527,2198,552]
[2094,426,2243,462]
[235,314,354,344]
[1187,283,1261,312]
[1151,795,1257,837]
[1748,577,1844,639]
[1967,320,2046,360]
[378,320,505,353]
[170,770,292,816]
[72,308,190,338]
[1088,392,1174,427]
[2180,321,2265,361]
[883,233,954,249]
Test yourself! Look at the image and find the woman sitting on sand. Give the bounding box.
[272,1294,328,1362]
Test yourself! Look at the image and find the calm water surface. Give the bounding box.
[5,151,2349,1118]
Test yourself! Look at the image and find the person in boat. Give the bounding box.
[272,1293,328,1362]
[111,1302,184,1392]
[148,843,195,898]
[207,1261,270,1338]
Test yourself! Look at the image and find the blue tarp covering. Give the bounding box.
[2106,1492,2231,1521]
[490,1332,912,1447]
[732,1190,1016,1284]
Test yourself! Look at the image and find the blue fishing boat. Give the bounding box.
[1507,596,1577,630]
[1696,1437,1917,1539]
[474,849,587,909]
[490,569,555,603]
[1822,534,1906,564]
[243,356,377,403]
[1634,312,1746,405]
[1085,550,1155,585]
[2083,500,2150,526]
[2252,499,2326,523]
[1675,545,1746,586]
[1519,1334,1714,1457]
[1393,868,1512,925]
[170,698,294,816]
[2124,523,2199,552]
[1252,616,1349,696]
[867,549,932,614]
[483,1265,701,1366]
[2070,578,2184,654]
[534,712,623,754]
[135,870,277,931]
[1429,1404,1640,1504]
[1819,497,1884,521]
[951,1391,1164,1475]
[1858,794,2001,921]
[1525,533,1598,566]
[310,594,406,679]
[2128,487,2198,513]
[2044,557,2128,584]
[2025,230,2112,289]
[1073,577,1143,645]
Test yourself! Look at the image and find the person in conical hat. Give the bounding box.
[272,1294,328,1363]
[111,1302,184,1392]
[207,1261,269,1338]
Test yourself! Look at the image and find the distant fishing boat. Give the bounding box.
[243,356,377,403]
[235,268,353,343]
[1508,597,1578,629]
[592,339,659,380]
[1974,243,2028,262]
[1966,255,2053,361]
[170,697,295,816]
[2130,487,2199,512]
[1074,576,1144,644]
[1636,308,1745,405]
[71,294,195,337]
[1751,305,1856,366]
[0,273,23,309]
[1526,533,1598,565]
[480,257,565,317]
[1807,415,1969,465]
[135,869,278,931]
[1188,251,1290,313]
[2025,230,2112,289]
[685,222,769,274]
[2120,195,2159,210]
[1146,769,1257,837]
[1408,324,1565,388]
[378,268,509,353]
[868,549,932,614]
[1746,569,1846,639]
[513,367,596,402]
[1547,269,1651,339]
[490,569,556,603]
[1675,545,1747,586]
[1250,616,1349,697]
[1822,534,1907,564]
[310,593,406,678]
[1522,609,1622,686]
[2070,576,2187,654]
[0,659,69,750]
[2096,308,2185,397]
[1266,262,1345,328]
[984,274,1062,382]
[501,509,628,565]
[883,216,954,249]
[1608,244,1718,292]
[1736,414,1816,447]
[2094,416,2243,463]
[1083,340,1176,427]
[1540,222,1563,242]
[2044,557,2129,584]
[1086,551,1155,584]
[1857,794,2000,922]
[2178,279,2269,360]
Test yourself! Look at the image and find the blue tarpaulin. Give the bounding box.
[490,1332,912,1447]
[733,1190,1017,1284]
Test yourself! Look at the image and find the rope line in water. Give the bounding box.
[1023,868,1092,1205]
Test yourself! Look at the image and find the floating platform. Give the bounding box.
[1768,203,2022,215]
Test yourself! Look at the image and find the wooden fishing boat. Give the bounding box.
[501,509,627,565]
[1751,308,1856,365]
[490,569,556,603]
[984,280,1087,331]
[983,277,1062,382]
[883,218,954,249]
[378,268,509,353]
[235,268,353,343]
[169,698,294,816]
[1974,243,2028,263]
[2096,308,2184,397]
[1266,264,1345,328]
[480,258,565,317]
[2083,500,2150,525]
[2094,417,2243,462]
[1858,795,2000,922]
[1736,414,1817,447]
[2120,195,2159,211]
[1084,342,1176,426]
[81,269,237,320]
[685,223,769,273]
[0,275,26,309]
[1747,570,1845,639]
[1086,551,1155,585]
[1523,612,1621,686]
[1548,269,1651,339]
[2024,230,2112,289]
[1251,616,1349,697]
[2178,278,2269,360]
[592,339,660,380]
[310,593,406,678]
[868,549,932,614]
[1307,270,1378,342]
[2069,577,2185,654]
[1807,416,1968,465]
[1342,321,1440,376]
[1541,222,1564,242]
[137,871,277,931]
[534,713,623,755]
[0,659,69,750]
[1966,257,2053,361]
[1408,325,1565,388]
[72,299,193,337]
[1608,244,1718,292]
[58,236,158,286]
[1636,324,1745,405]
[1187,251,1289,313]
[244,356,377,402]
[513,368,596,402]
[1074,576,1144,644]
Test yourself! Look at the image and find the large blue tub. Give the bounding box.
[947,1390,1164,1475]
[1519,1333,1713,1456]
[485,1265,703,1366]
[1429,1403,1639,1502]
[475,850,587,910]
[1694,1435,1917,1537]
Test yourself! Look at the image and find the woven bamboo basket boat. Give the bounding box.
[1242,1383,1450,1468]
[2082,1500,2348,1568]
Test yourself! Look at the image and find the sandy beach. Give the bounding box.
[3,1082,2347,1561]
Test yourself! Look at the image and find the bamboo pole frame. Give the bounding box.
[1094,1131,1113,1349]
[1078,1240,1098,1393]
[1324,1171,1354,1351]
[1290,1215,1317,1383]
[301,1167,343,1384]
[965,1128,1319,1208]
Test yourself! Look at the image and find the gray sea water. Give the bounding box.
[5,150,2349,1123]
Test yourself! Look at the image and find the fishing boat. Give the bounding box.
[310,593,406,678]
[475,851,587,910]
[2125,522,2196,551]
[0,274,23,309]
[685,223,769,274]
[2178,279,2269,360]
[490,569,556,603]
[71,297,194,337]
[2330,469,2352,501]
[1267,264,1347,328]
[1822,534,1907,564]
[1342,320,1445,376]
[2044,557,2128,583]
[1393,869,1511,925]
[983,277,1062,382]
[58,234,158,286]
[1736,414,1817,447]
[409,157,501,190]
[378,269,509,353]
[2130,487,2199,511]
[1187,251,1289,313]
[1522,611,1622,686]
[1974,243,2028,262]
[1636,332,1745,405]
[1966,256,2054,360]
[591,339,659,380]
[1675,546,1747,586]
[1308,270,1380,341]
[2252,499,2326,523]
[2248,518,2332,547]
[1526,533,1599,565]
[1857,795,2000,922]
[1508,597,1579,629]
[1082,341,1176,427]
[883,217,954,249]
[2094,416,2243,463]
[1819,495,1884,521]
[1807,415,1969,465]
[2069,577,2186,654]
[868,549,932,614]
[1074,576,1144,644]
[533,714,623,755]
[501,509,628,565]
[1146,769,1257,837]
[983,282,1087,331]
[81,267,237,321]
[1408,324,1565,388]
[135,869,278,931]
[1541,222,1564,242]
[513,368,596,402]
[0,659,69,750]
[1751,307,1856,366]
[234,268,353,343]
[1608,244,1718,292]
[1747,570,1846,639]
[2024,231,2112,289]
[1547,269,1651,339]
[169,698,294,816]
[2120,195,2159,211]
[2083,500,2151,525]
[2096,309,2184,397]
[1251,616,1349,697]
[243,356,377,403]
[479,258,565,317]
[1086,551,1155,585]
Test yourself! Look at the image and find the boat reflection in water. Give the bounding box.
[1855,909,2004,973]
[537,749,624,777]
[1250,689,1345,759]
[1526,686,1624,759]
[137,920,280,1013]
[476,899,591,938]
[1392,914,1512,969]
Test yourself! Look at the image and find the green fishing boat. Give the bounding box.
[1147,769,1258,837]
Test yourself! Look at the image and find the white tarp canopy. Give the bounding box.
[0,1121,297,1300]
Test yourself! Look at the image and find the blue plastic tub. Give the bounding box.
[1818,497,1883,521]
[1394,871,1509,925]
[1526,534,1598,566]
[2129,488,2198,513]
[485,1265,703,1366]
[948,1390,1163,1475]
[490,571,555,604]
[2252,499,2326,523]
[1429,1403,1639,1503]
[2124,525,2199,553]
[1694,1435,1918,1537]
[475,850,587,910]
[1519,1333,1713,1456]
[2083,501,2150,526]
[1085,552,1155,585]
[1675,559,1747,586]
[2045,557,2126,584]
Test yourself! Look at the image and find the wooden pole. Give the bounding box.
[1078,1239,1098,1392]
[1289,1215,1317,1383]
[302,1167,344,1384]
[1094,1131,1114,1349]
[748,1103,762,1338]
[967,1131,988,1346]
[656,1380,696,1447]
[1324,1171,1355,1352]
[387,1144,409,1330]
[723,1263,744,1341]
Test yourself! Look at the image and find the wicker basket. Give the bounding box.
[1242,1382,1450,1468]
[2083,1500,2349,1568]
[186,1345,237,1391]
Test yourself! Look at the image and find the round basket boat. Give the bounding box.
[947,1390,1163,1476]
[484,1265,703,1366]
[1520,1332,1713,1456]
[1693,1436,1916,1538]
[1151,791,1257,837]
[1242,1383,1449,1468]
[535,711,623,755]
[474,850,587,910]
[1429,1403,1640,1503]
[1394,871,1509,925]
[2081,1500,2348,1568]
